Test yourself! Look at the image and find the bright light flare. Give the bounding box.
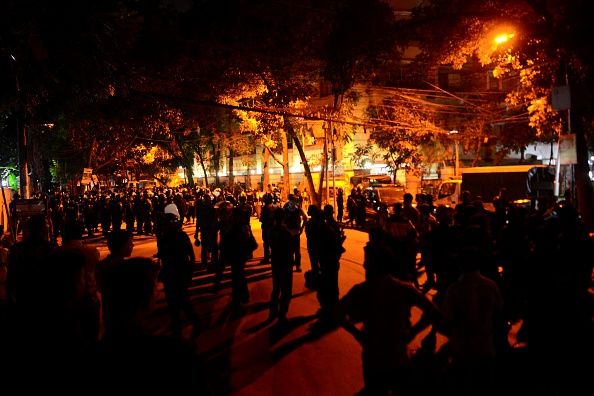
[477,27,517,66]
[494,33,515,45]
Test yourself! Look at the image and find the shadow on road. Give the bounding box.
[268,314,318,345]
[271,319,339,362]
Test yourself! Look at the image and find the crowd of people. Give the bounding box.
[338,191,593,395]
[0,182,592,395]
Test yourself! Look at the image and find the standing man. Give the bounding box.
[156,211,201,338]
[443,246,504,395]
[268,209,294,323]
[301,188,310,212]
[259,193,275,264]
[316,205,345,326]
[282,194,308,273]
[196,194,218,271]
[402,193,420,230]
[338,242,444,395]
[336,188,344,223]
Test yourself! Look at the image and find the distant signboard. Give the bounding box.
[82,168,93,185]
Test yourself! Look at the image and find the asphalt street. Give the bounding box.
[88,218,441,395]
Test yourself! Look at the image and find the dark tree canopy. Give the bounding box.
[407,0,594,228]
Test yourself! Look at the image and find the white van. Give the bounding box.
[434,178,463,207]
[434,165,554,210]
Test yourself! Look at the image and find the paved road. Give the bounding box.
[88,219,437,395]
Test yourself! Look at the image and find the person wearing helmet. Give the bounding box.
[156,212,201,338]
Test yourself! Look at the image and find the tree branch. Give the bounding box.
[96,136,138,171]
[266,147,284,167]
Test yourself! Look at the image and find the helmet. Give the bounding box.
[164,203,180,220]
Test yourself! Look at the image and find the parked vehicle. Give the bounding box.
[434,165,555,210]
[350,174,395,189]
[363,184,406,225]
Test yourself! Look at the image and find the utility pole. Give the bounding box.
[331,123,336,210]
[281,127,290,202]
[449,130,460,177]
[551,79,571,197]
[454,140,459,177]
[324,123,329,204]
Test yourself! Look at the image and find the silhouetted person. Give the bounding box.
[8,245,93,393]
[221,207,252,307]
[6,215,53,312]
[283,194,307,272]
[268,208,294,323]
[110,194,123,231]
[454,190,474,227]
[96,230,134,334]
[54,220,102,348]
[382,202,419,287]
[443,246,504,396]
[346,190,357,226]
[521,201,594,394]
[259,193,276,264]
[336,187,344,222]
[402,192,420,230]
[316,205,345,326]
[197,194,218,270]
[156,213,201,338]
[97,230,134,289]
[338,241,444,395]
[95,257,203,393]
[355,188,366,228]
[417,203,438,291]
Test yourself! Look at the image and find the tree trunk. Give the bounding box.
[246,163,251,190]
[228,148,234,188]
[284,120,319,206]
[18,121,29,198]
[280,128,290,201]
[185,164,195,187]
[390,154,397,184]
[262,147,270,192]
[196,151,209,187]
[318,130,328,204]
[213,143,220,186]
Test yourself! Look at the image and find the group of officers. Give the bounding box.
[257,192,346,323]
[17,184,346,325]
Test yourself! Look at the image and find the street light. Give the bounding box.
[478,27,517,65]
[449,130,460,176]
[493,32,514,46]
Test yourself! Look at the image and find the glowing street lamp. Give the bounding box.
[493,32,515,46]
[489,30,516,54]
[478,27,517,64]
